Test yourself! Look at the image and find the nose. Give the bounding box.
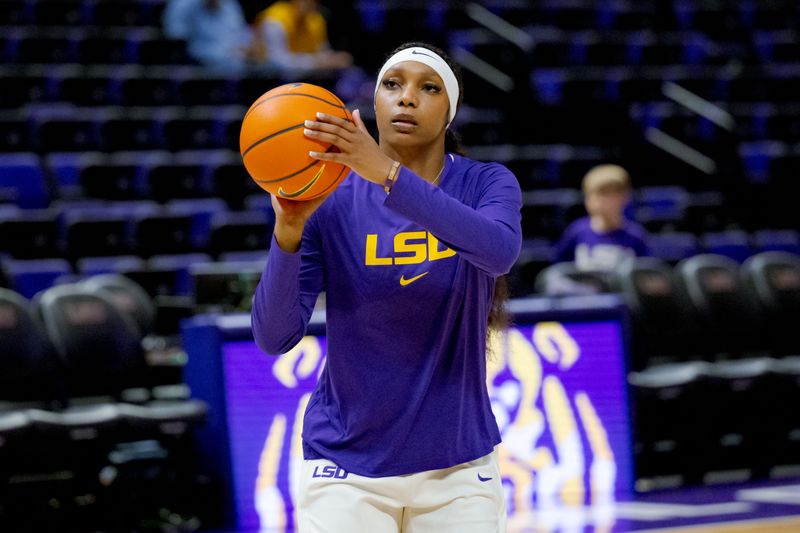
[398,85,417,108]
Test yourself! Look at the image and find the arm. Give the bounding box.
[384,164,522,276]
[251,214,325,355]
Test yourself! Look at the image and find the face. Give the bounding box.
[375,60,451,149]
[585,188,629,221]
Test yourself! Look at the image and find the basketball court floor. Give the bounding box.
[215,479,800,532]
[505,479,800,532]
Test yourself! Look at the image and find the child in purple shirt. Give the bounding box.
[555,164,650,272]
[251,42,521,532]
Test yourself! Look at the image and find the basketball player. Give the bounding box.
[251,42,522,532]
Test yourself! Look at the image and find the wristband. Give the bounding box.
[383,161,400,194]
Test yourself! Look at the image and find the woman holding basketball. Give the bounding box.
[252,42,521,532]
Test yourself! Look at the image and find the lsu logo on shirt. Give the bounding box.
[365,231,456,266]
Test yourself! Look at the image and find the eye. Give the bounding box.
[423,83,441,93]
[382,79,399,89]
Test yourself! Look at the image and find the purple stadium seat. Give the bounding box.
[0,152,48,208]
[1,258,72,299]
[701,230,754,263]
[752,230,800,255]
[649,232,700,264]
[77,255,146,276]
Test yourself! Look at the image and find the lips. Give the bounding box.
[391,113,418,126]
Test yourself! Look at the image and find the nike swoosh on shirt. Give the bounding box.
[277,164,325,198]
[477,474,493,482]
[399,272,429,286]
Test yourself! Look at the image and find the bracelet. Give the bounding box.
[383,161,400,194]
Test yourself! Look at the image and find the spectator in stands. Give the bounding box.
[163,0,260,73]
[254,0,353,75]
[555,164,651,271]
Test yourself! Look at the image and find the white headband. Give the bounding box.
[374,47,460,126]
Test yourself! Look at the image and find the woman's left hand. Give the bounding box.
[304,109,394,186]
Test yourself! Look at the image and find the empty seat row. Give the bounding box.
[0,276,208,529]
[0,202,272,262]
[0,0,167,28]
[530,67,800,106]
[531,252,800,370]
[0,106,246,152]
[1,149,265,208]
[0,29,187,66]
[631,355,800,487]
[0,64,329,109]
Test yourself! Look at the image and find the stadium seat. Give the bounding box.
[177,76,239,106]
[91,0,159,26]
[141,253,212,296]
[617,257,701,369]
[649,232,699,264]
[81,274,156,338]
[165,197,226,248]
[741,251,800,357]
[1,258,72,299]
[0,152,49,208]
[37,283,204,418]
[764,357,800,474]
[507,240,554,297]
[520,189,582,240]
[58,71,116,106]
[0,210,59,259]
[0,113,32,151]
[30,0,86,26]
[0,286,122,530]
[63,211,131,259]
[79,162,145,200]
[534,262,616,296]
[701,230,754,263]
[16,34,77,64]
[119,75,179,106]
[207,211,272,257]
[682,192,728,233]
[752,229,800,255]
[700,358,774,481]
[0,287,60,408]
[629,361,710,487]
[77,255,146,277]
[0,0,26,25]
[76,34,135,65]
[101,114,162,152]
[190,260,263,313]
[35,117,100,153]
[137,37,189,65]
[146,163,212,203]
[676,254,768,358]
[133,213,196,257]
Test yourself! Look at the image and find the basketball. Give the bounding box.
[239,83,353,201]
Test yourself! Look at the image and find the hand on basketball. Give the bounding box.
[304,109,395,186]
[271,192,331,253]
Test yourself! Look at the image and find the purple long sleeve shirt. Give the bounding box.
[251,153,522,477]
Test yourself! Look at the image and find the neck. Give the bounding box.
[590,215,623,233]
[380,138,446,184]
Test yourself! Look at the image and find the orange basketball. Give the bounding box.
[239,83,353,201]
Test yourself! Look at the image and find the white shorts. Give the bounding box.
[297,448,506,533]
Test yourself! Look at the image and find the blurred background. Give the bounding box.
[1,0,800,531]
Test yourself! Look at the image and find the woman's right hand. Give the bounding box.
[270,192,331,253]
